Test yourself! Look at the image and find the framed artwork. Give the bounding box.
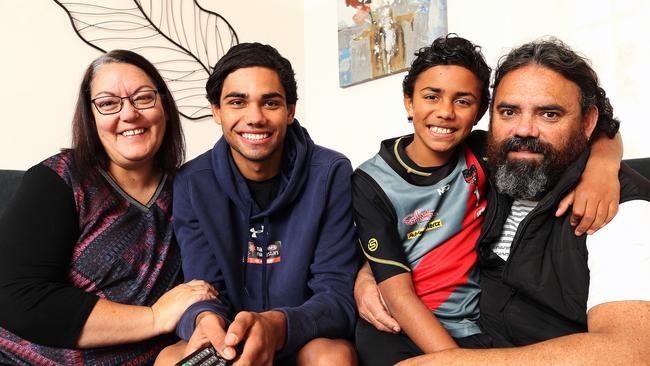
[338,0,447,87]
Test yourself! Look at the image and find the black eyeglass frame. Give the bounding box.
[91,90,159,115]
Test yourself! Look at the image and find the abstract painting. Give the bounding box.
[338,0,447,87]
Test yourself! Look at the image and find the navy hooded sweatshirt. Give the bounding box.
[173,121,359,357]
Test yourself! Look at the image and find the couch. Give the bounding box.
[624,158,650,181]
[0,170,25,217]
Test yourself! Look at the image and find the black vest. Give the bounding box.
[478,150,650,347]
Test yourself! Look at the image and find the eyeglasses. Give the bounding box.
[91,90,158,115]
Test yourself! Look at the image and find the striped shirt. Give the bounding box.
[491,199,538,261]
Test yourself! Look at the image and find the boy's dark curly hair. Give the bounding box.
[403,33,491,119]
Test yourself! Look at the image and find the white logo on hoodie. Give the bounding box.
[250,225,264,238]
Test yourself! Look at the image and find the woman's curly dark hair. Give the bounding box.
[403,33,492,120]
[492,38,619,140]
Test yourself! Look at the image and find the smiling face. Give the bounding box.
[90,62,166,172]
[211,66,295,180]
[404,65,482,167]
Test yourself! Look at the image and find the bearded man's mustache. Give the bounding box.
[500,137,551,158]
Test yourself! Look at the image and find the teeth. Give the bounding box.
[121,128,145,136]
[242,133,269,141]
[430,126,453,134]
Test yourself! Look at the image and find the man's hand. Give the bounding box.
[184,312,228,358]
[227,311,286,366]
[354,262,400,333]
[186,310,286,365]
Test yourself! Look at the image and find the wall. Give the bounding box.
[1,0,649,170]
[304,0,650,167]
[0,0,304,170]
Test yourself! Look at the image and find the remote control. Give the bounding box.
[175,345,230,366]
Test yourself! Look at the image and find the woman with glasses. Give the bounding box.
[0,50,216,365]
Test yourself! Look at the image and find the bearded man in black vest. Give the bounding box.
[398,38,650,365]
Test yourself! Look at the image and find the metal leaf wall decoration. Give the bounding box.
[54,0,239,120]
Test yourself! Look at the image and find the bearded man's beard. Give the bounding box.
[486,129,588,200]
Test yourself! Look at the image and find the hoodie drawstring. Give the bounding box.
[241,207,252,300]
[262,216,271,310]
[242,205,272,310]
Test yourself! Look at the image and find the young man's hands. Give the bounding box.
[186,310,287,365]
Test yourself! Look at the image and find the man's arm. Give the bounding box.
[273,158,359,357]
[173,171,234,340]
[398,300,650,366]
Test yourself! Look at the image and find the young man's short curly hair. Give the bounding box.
[403,34,492,119]
[206,42,297,107]
[492,38,620,140]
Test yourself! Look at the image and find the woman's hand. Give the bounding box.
[151,279,218,334]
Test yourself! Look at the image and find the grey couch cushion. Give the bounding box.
[0,170,25,216]
[624,158,650,181]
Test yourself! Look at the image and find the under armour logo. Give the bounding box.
[250,225,264,238]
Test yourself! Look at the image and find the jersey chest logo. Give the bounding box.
[402,208,436,225]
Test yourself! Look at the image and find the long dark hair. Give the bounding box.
[71,50,185,176]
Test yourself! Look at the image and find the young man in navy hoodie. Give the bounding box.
[160,43,359,365]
